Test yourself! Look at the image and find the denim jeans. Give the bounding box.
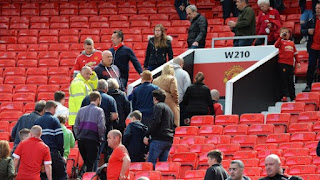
[147,140,172,168]
[233,39,254,47]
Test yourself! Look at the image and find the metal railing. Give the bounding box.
[212,35,268,48]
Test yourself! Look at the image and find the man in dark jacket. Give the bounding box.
[94,50,124,91]
[227,0,256,47]
[175,0,189,20]
[204,150,229,180]
[186,5,208,48]
[123,110,148,162]
[11,100,46,149]
[109,30,143,88]
[144,89,175,168]
[107,78,131,134]
[302,3,320,92]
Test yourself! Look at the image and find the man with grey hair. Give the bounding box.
[73,38,102,77]
[186,4,208,48]
[107,78,130,134]
[259,154,302,180]
[227,160,250,180]
[211,89,223,115]
[94,50,124,91]
[12,100,46,148]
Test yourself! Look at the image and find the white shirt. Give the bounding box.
[54,102,69,117]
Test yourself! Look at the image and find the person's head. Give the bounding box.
[57,114,68,125]
[316,3,320,16]
[280,27,290,40]
[153,24,169,48]
[229,160,245,180]
[80,66,93,81]
[97,79,109,93]
[0,140,10,160]
[54,91,65,104]
[154,24,166,38]
[112,30,124,46]
[30,125,42,138]
[34,100,46,115]
[140,70,153,83]
[84,38,94,55]
[210,89,220,101]
[265,154,282,177]
[173,57,184,68]
[129,110,142,121]
[19,128,30,141]
[161,64,174,76]
[89,91,101,106]
[258,0,270,12]
[107,78,119,91]
[137,177,150,180]
[186,5,198,20]
[107,129,122,149]
[236,0,248,11]
[195,72,205,83]
[152,89,166,104]
[207,150,223,166]
[102,50,113,67]
[44,100,58,115]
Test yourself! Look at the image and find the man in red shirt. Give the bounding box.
[303,3,320,92]
[275,27,300,101]
[13,125,52,180]
[107,130,131,180]
[73,38,102,77]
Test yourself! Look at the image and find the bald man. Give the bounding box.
[259,154,302,180]
[107,130,131,180]
[94,50,124,91]
[13,125,52,180]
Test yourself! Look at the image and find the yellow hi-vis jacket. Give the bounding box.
[68,72,98,125]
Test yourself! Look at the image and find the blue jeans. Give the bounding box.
[300,9,313,22]
[120,77,128,89]
[148,140,172,168]
[233,39,254,47]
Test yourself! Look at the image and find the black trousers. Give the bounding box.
[306,48,320,86]
[41,150,67,180]
[222,0,238,19]
[78,139,99,173]
[278,63,295,100]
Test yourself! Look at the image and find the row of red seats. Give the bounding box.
[0,75,70,84]
[0,67,72,77]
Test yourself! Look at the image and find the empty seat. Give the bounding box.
[48,44,69,52]
[311,82,320,93]
[59,36,79,43]
[240,113,264,125]
[0,111,23,122]
[39,36,58,44]
[7,44,28,52]
[0,102,24,113]
[48,67,70,77]
[278,142,304,150]
[198,125,223,136]
[169,144,189,154]
[0,121,9,132]
[233,151,257,159]
[247,124,274,135]
[13,93,36,103]
[134,171,162,180]
[155,162,181,179]
[300,174,320,180]
[0,94,13,102]
[223,124,248,135]
[28,44,48,52]
[231,135,257,149]
[26,76,48,85]
[288,123,313,133]
[38,59,59,67]
[297,111,320,123]
[49,76,71,85]
[17,52,38,60]
[171,152,198,178]
[290,132,316,142]
[184,170,206,179]
[189,144,215,154]
[0,132,10,141]
[26,68,47,76]
[0,60,15,67]
[281,102,305,114]
[5,76,26,85]
[257,149,283,159]
[215,115,239,125]
[129,162,153,172]
[283,148,309,158]
[215,143,240,156]
[286,156,312,166]
[0,85,13,93]
[313,122,320,132]
[266,113,290,133]
[190,115,214,126]
[179,136,206,146]
[289,165,316,175]
[266,133,290,143]
[254,143,278,151]
[14,85,37,94]
[295,92,320,111]
[241,158,259,167]
[37,85,60,93]
[206,135,231,145]
[174,126,198,137]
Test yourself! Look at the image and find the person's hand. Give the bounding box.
[143,137,149,145]
[296,63,301,68]
[267,23,272,28]
[227,21,236,28]
[308,29,315,35]
[179,5,185,11]
[40,165,45,173]
[192,42,199,47]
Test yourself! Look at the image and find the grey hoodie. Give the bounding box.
[171,62,192,103]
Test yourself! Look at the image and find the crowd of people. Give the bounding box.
[1,0,320,179]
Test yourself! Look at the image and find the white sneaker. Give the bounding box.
[300,36,307,44]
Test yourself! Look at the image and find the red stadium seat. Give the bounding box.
[99,9,117,15]
[167,27,187,35]
[89,16,108,22]
[26,68,47,76]
[7,44,28,52]
[129,162,153,172]
[283,148,309,157]
[171,152,198,178]
[286,156,312,166]
[0,121,9,132]
[266,133,290,143]
[14,85,37,94]
[38,59,59,67]
[223,124,248,135]
[0,132,10,141]
[0,37,17,44]
[281,102,305,114]
[190,115,214,126]
[244,167,262,177]
[300,174,320,180]
[0,111,23,122]
[169,144,189,154]
[266,113,291,133]
[278,142,304,150]
[206,135,231,145]
[0,85,13,93]
[198,125,223,136]
[155,162,181,179]
[184,170,206,179]
[288,123,313,133]
[231,135,258,149]
[49,44,69,52]
[48,67,70,77]
[134,171,162,180]
[295,92,320,111]
[290,132,316,142]
[26,76,48,85]
[13,93,36,103]
[257,149,283,159]
[131,21,150,27]
[247,124,274,135]
[174,126,198,137]
[48,76,71,85]
[28,44,48,52]
[5,76,26,85]
[241,158,259,167]
[215,143,240,156]
[240,113,264,125]
[39,36,59,44]
[254,143,278,151]
[297,111,320,123]
[0,52,16,60]
[0,102,24,113]
[179,136,206,146]
[215,115,239,125]
[0,60,15,67]
[233,151,257,159]
[289,165,316,175]
[37,85,60,93]
[189,144,215,154]
[110,21,130,28]
[24,102,35,113]
[313,122,320,132]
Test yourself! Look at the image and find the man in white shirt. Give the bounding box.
[54,91,69,117]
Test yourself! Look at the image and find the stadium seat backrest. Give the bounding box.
[174,126,199,137]
[231,135,257,148]
[26,76,48,85]
[0,85,13,93]
[215,143,240,155]
[280,102,305,114]
[257,149,283,159]
[37,85,60,93]
[0,111,23,122]
[0,102,24,112]
[297,111,320,123]
[278,142,304,150]
[233,150,257,159]
[169,144,189,154]
[241,158,259,167]
[189,144,215,154]
[190,115,214,126]
[5,76,26,85]
[254,143,278,151]
[283,148,309,157]
[288,123,313,133]
[215,115,239,125]
[129,162,153,172]
[134,171,162,180]
[290,132,316,142]
[289,165,316,175]
[266,133,290,143]
[199,125,223,136]
[14,85,37,94]
[37,92,54,101]
[206,135,231,145]
[300,174,320,180]
[13,93,36,103]
[3,67,26,77]
[179,136,206,146]
[223,124,248,135]
[155,162,181,179]
[247,124,274,135]
[0,132,10,141]
[285,156,312,166]
[240,113,264,125]
[0,121,9,132]
[243,167,262,177]
[313,122,320,132]
[184,170,206,179]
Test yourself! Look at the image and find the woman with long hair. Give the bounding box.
[153,64,180,127]
[0,140,15,180]
[182,72,214,125]
[144,24,174,71]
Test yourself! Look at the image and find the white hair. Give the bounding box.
[258,0,270,6]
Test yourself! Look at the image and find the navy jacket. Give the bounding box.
[81,91,117,131]
[34,112,64,155]
[131,82,159,116]
[109,45,143,81]
[12,111,41,145]
[301,15,319,52]
[123,121,148,161]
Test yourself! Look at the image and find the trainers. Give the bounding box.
[281,97,288,102]
[302,86,311,92]
[300,36,307,44]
